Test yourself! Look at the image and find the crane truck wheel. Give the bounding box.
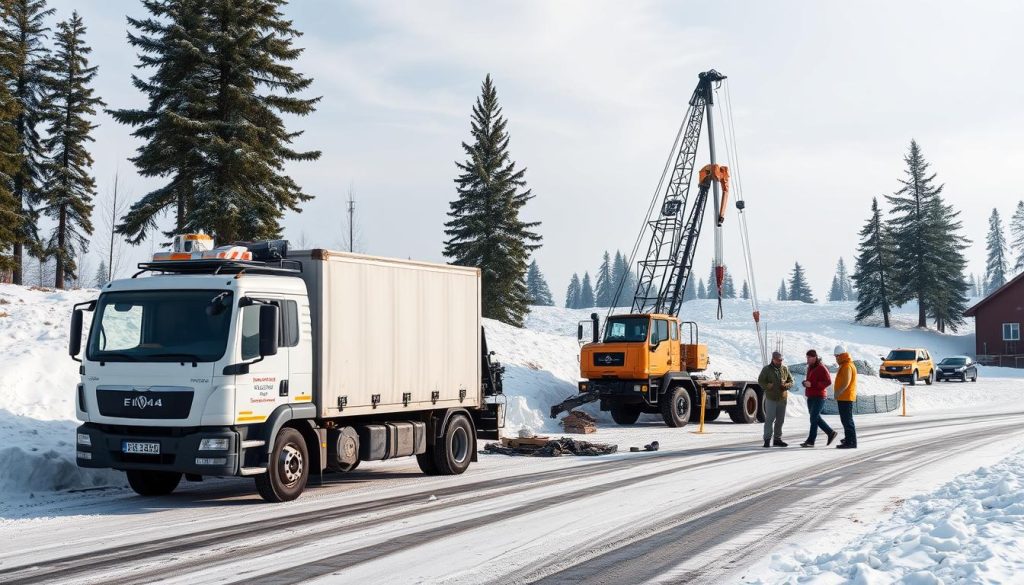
[660,386,692,428]
[126,470,182,496]
[728,386,759,424]
[428,413,474,476]
[255,427,310,503]
[610,403,642,425]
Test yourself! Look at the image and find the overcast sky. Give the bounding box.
[47,0,1024,305]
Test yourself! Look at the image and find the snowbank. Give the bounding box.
[751,447,1024,584]
[0,285,124,495]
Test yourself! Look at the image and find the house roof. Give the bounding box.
[965,271,1024,317]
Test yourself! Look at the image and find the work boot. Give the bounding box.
[773,439,788,448]
[800,442,814,448]
[763,439,771,448]
[826,431,838,446]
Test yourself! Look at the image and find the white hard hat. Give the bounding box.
[834,344,847,355]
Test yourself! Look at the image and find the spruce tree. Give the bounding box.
[722,272,736,298]
[835,257,854,300]
[444,75,540,326]
[594,251,614,307]
[682,273,697,302]
[565,273,581,309]
[579,272,595,308]
[1009,200,1024,275]
[2,0,53,283]
[525,259,554,306]
[886,140,962,328]
[776,279,787,301]
[113,0,321,244]
[925,194,970,332]
[0,1,22,273]
[611,250,636,306]
[853,197,894,327]
[787,262,815,303]
[38,12,100,289]
[984,208,1009,294]
[94,259,108,287]
[697,278,707,300]
[740,280,750,300]
[828,275,843,302]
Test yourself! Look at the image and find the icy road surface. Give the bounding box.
[1,399,1022,584]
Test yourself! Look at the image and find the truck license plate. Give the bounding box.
[122,441,160,455]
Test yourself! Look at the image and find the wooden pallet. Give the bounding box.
[500,436,551,449]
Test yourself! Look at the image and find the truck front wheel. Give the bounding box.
[255,427,309,503]
[126,470,181,496]
[423,414,473,476]
[660,386,691,428]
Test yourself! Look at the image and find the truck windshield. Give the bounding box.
[885,350,917,361]
[603,317,649,343]
[86,290,233,363]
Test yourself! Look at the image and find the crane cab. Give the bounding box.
[579,314,708,383]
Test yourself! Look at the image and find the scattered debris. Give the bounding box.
[484,437,617,457]
[644,441,660,452]
[630,446,640,452]
[517,427,536,439]
[561,410,597,434]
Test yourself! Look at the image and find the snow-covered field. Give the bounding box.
[2,283,1024,583]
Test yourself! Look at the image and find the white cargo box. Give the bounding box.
[292,250,482,418]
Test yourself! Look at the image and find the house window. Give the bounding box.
[1004,323,1021,342]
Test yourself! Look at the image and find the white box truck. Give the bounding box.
[70,239,505,502]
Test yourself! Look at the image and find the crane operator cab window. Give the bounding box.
[652,320,669,346]
[604,317,650,343]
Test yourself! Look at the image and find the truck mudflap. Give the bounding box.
[75,423,240,476]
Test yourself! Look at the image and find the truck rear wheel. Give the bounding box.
[255,427,309,503]
[126,470,181,496]
[728,386,759,424]
[660,386,691,428]
[610,403,642,425]
[424,414,473,476]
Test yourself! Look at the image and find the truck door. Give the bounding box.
[236,299,291,423]
[649,319,672,377]
[668,320,679,370]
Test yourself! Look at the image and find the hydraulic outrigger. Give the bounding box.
[551,69,764,427]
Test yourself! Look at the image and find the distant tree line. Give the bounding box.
[980,200,1024,295]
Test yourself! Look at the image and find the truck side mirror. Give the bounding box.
[577,324,584,341]
[259,304,280,357]
[69,309,84,360]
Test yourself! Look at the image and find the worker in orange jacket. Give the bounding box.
[832,345,857,449]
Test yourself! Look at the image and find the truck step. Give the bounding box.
[241,440,266,449]
[239,466,267,476]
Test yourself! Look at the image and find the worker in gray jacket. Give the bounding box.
[758,351,794,448]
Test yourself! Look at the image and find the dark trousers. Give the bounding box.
[806,397,834,444]
[837,400,856,446]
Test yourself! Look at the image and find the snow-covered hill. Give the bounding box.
[1,283,1021,497]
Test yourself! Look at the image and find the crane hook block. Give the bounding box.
[698,164,731,225]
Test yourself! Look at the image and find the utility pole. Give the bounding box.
[347,185,356,253]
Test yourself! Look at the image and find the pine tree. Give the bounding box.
[697,278,707,300]
[1009,200,1024,275]
[740,280,750,300]
[2,0,54,283]
[444,75,540,326]
[38,12,100,289]
[837,258,854,300]
[683,274,697,302]
[94,259,108,287]
[594,251,614,307]
[565,273,581,309]
[722,272,736,298]
[0,0,23,273]
[610,250,636,307]
[525,259,554,306]
[853,197,895,327]
[787,262,815,303]
[579,272,595,308]
[112,0,321,244]
[776,279,788,301]
[828,275,843,302]
[984,208,1009,294]
[886,140,967,329]
[925,194,971,332]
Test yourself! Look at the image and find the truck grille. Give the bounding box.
[593,352,625,367]
[97,388,194,419]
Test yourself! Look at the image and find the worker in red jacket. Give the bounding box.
[800,349,839,448]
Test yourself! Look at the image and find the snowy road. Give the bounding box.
[1,407,1022,585]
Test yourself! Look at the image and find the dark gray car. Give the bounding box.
[936,356,978,382]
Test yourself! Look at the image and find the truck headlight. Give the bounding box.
[77,433,91,447]
[199,438,230,451]
[195,457,227,466]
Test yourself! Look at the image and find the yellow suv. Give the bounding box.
[879,348,934,385]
